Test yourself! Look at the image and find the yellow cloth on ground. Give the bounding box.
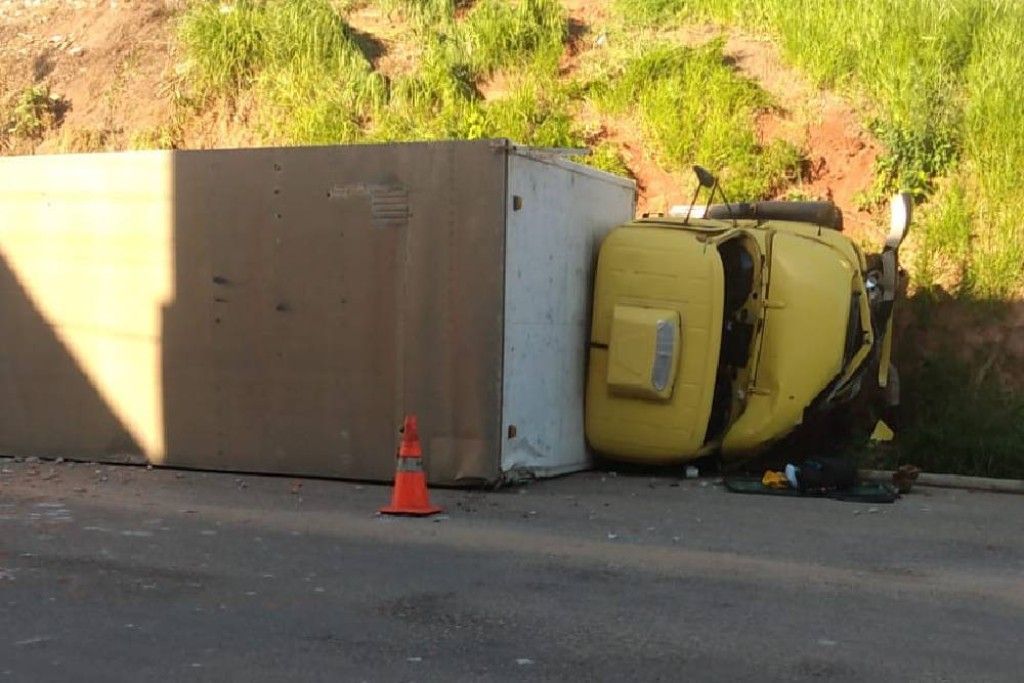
[871,420,895,442]
[762,470,790,489]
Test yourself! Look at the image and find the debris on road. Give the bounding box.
[13,636,51,647]
[893,464,921,493]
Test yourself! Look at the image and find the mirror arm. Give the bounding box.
[714,182,737,227]
[682,182,703,225]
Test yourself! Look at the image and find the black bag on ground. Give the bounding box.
[797,456,857,493]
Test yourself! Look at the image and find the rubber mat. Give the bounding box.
[723,477,899,504]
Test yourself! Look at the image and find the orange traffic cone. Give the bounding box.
[379,415,442,516]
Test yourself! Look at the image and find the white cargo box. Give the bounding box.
[0,139,634,484]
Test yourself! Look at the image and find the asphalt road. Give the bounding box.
[1,457,1022,682]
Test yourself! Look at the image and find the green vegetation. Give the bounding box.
[177,0,570,145]
[57,128,115,153]
[176,0,569,144]
[886,295,1024,479]
[177,0,794,187]
[911,182,972,290]
[129,124,183,151]
[896,356,1024,479]
[616,0,1024,298]
[3,85,65,140]
[590,40,798,198]
[179,0,385,143]
[458,0,567,75]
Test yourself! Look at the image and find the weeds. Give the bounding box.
[912,182,972,291]
[459,0,566,75]
[179,0,386,145]
[179,0,373,94]
[894,300,1024,479]
[177,0,581,150]
[130,124,183,150]
[591,40,799,198]
[378,0,460,26]
[581,142,632,178]
[178,1,274,93]
[58,128,115,153]
[5,85,66,139]
[868,118,959,202]
[478,77,578,146]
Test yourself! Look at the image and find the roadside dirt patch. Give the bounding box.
[560,0,611,77]
[345,4,422,78]
[725,33,882,242]
[478,69,512,102]
[1,0,180,152]
[584,112,692,216]
[562,0,613,28]
[573,81,694,216]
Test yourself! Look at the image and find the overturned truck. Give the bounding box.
[586,166,910,465]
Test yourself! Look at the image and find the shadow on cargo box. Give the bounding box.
[159,144,510,483]
[159,149,402,481]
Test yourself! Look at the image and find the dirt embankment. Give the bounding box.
[724,33,882,242]
[0,0,266,152]
[0,0,181,151]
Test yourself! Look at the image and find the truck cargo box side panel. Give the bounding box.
[501,152,635,477]
[165,146,400,481]
[164,142,507,484]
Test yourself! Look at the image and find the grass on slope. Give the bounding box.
[1,85,66,147]
[177,0,798,191]
[179,0,385,143]
[617,0,1024,300]
[590,40,799,199]
[178,0,569,145]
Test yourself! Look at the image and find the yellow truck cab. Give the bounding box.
[586,167,910,464]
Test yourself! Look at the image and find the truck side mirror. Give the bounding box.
[693,165,717,188]
[886,193,912,251]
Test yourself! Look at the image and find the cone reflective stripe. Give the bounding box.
[379,415,442,516]
[396,457,425,472]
